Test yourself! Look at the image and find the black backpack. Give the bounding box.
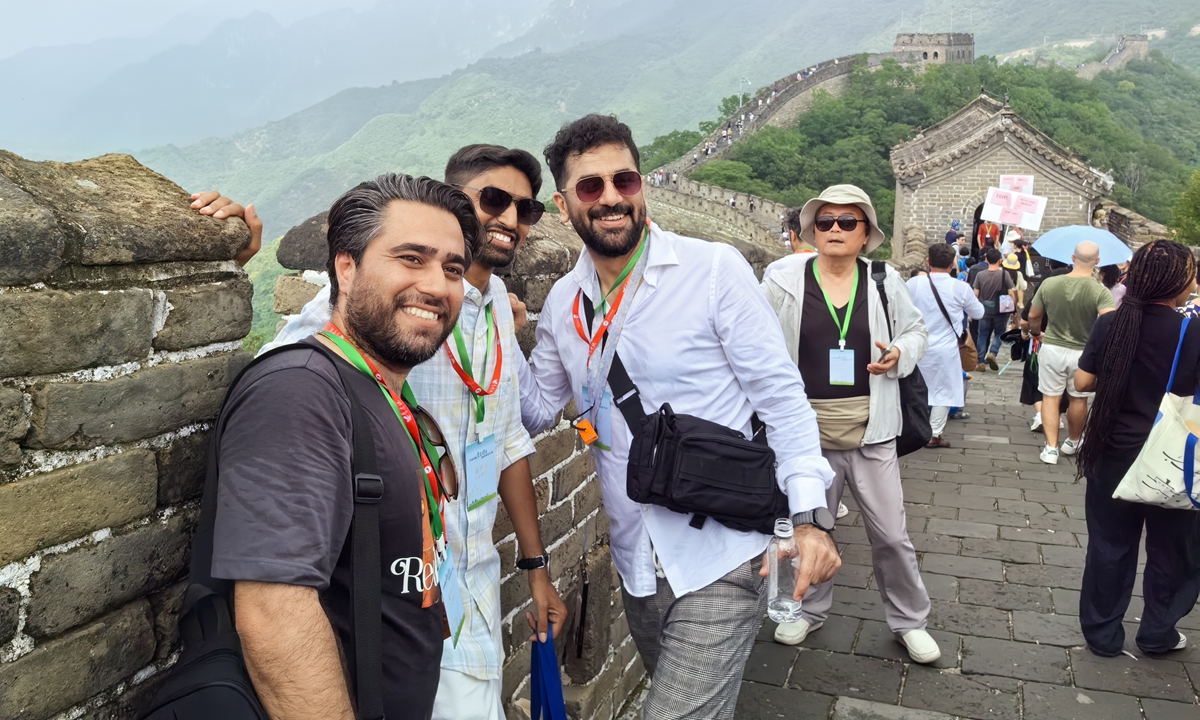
[870,261,931,457]
[142,342,386,720]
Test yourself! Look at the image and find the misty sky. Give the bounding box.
[0,0,375,59]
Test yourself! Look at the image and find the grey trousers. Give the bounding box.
[802,440,930,632]
[622,558,766,719]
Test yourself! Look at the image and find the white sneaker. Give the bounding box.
[1030,413,1043,432]
[774,618,822,646]
[1040,446,1059,465]
[1060,439,1079,456]
[1176,632,1188,650]
[837,503,849,519]
[900,629,942,664]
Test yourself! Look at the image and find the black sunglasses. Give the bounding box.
[814,215,867,233]
[457,185,545,226]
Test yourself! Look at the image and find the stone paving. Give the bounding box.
[736,366,1200,720]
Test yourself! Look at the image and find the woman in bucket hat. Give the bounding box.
[761,185,939,663]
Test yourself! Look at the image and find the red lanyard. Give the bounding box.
[444,306,503,423]
[572,282,631,363]
[321,324,445,528]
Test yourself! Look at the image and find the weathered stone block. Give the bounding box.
[156,428,211,506]
[273,273,323,315]
[0,151,249,266]
[520,277,556,314]
[154,276,254,351]
[28,352,251,449]
[150,580,187,660]
[0,173,65,285]
[552,452,594,504]
[0,289,154,377]
[528,428,577,478]
[563,547,614,684]
[277,211,329,271]
[25,510,196,638]
[509,232,578,277]
[0,387,28,441]
[0,600,155,720]
[0,450,157,565]
[0,586,18,645]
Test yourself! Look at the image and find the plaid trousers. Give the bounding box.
[622,558,767,719]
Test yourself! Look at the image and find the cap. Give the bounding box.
[799,184,887,253]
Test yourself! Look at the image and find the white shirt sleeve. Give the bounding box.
[257,284,332,356]
[519,290,575,435]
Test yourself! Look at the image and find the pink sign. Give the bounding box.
[1014,195,1040,213]
[990,189,1013,208]
[980,186,1049,231]
[1000,175,1035,194]
[999,208,1024,224]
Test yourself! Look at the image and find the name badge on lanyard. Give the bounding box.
[465,434,499,511]
[437,546,466,647]
[813,263,859,387]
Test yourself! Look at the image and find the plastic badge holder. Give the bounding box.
[530,627,568,720]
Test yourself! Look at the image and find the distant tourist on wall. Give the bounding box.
[945,220,964,245]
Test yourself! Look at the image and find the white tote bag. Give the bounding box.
[1113,318,1200,509]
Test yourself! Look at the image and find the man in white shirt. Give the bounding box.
[194,145,567,720]
[517,114,839,718]
[908,243,984,447]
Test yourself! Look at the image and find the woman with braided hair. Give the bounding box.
[1074,240,1200,658]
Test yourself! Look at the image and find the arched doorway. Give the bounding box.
[971,204,984,257]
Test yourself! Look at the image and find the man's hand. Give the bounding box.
[524,569,568,643]
[190,190,263,266]
[509,292,528,333]
[867,341,900,375]
[790,525,841,600]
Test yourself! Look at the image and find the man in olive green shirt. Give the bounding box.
[1027,241,1115,464]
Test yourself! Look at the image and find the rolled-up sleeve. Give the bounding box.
[711,245,833,514]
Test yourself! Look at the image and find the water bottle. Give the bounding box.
[767,518,803,623]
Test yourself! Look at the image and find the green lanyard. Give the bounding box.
[597,224,650,316]
[812,263,859,351]
[449,303,494,424]
[321,331,444,541]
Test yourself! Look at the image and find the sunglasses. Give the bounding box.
[457,185,545,226]
[563,171,643,204]
[814,215,867,233]
[413,405,459,500]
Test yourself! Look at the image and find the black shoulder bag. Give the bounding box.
[143,341,386,720]
[582,296,788,535]
[870,261,931,457]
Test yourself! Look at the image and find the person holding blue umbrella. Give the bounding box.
[1026,239,1116,464]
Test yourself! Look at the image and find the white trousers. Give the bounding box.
[930,406,950,437]
[432,668,504,720]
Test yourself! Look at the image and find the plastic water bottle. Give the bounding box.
[767,518,803,623]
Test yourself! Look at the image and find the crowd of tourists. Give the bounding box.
[153,112,1200,719]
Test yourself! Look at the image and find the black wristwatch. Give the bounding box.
[792,507,836,533]
[516,553,550,571]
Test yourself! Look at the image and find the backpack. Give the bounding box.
[142,342,386,720]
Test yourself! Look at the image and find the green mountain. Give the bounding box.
[135,0,1200,235]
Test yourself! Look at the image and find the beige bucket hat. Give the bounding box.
[798,184,887,254]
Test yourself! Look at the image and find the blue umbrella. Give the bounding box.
[1031,225,1133,266]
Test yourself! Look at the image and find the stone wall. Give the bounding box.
[0,151,253,719]
[1099,199,1172,248]
[273,216,645,720]
[1076,35,1150,81]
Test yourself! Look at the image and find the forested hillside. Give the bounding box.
[686,53,1200,236]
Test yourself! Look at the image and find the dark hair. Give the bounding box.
[928,243,957,269]
[1078,240,1197,478]
[959,245,971,257]
[444,144,543,198]
[985,249,1002,264]
[1099,264,1121,289]
[965,257,978,268]
[785,208,802,234]
[325,174,481,306]
[544,114,640,191]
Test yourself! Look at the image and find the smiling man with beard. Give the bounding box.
[209,174,475,719]
[210,145,568,719]
[517,114,839,719]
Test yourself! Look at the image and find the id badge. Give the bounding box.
[829,348,855,386]
[437,546,466,647]
[465,434,499,511]
[582,385,613,450]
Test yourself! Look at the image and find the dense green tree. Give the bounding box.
[719,94,743,119]
[639,129,704,172]
[1172,170,1200,246]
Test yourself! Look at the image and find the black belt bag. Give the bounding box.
[583,296,788,535]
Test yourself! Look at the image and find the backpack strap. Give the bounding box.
[870,260,894,342]
[186,339,385,719]
[925,274,967,343]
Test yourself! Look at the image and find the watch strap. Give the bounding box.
[516,553,549,571]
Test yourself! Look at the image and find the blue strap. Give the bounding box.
[1165,317,1190,398]
[1184,434,1200,509]
[530,628,568,720]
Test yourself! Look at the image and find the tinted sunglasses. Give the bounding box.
[413,405,459,500]
[564,170,643,204]
[814,215,867,233]
[458,185,545,226]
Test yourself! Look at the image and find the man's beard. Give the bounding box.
[568,200,646,258]
[345,278,455,370]
[475,222,521,269]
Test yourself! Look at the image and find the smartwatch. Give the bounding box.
[516,553,550,571]
[792,507,836,533]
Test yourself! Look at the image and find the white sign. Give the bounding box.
[980,187,1048,232]
[999,174,1035,194]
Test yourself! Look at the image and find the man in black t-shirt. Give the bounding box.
[211,175,479,719]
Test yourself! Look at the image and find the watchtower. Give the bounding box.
[893,33,975,65]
